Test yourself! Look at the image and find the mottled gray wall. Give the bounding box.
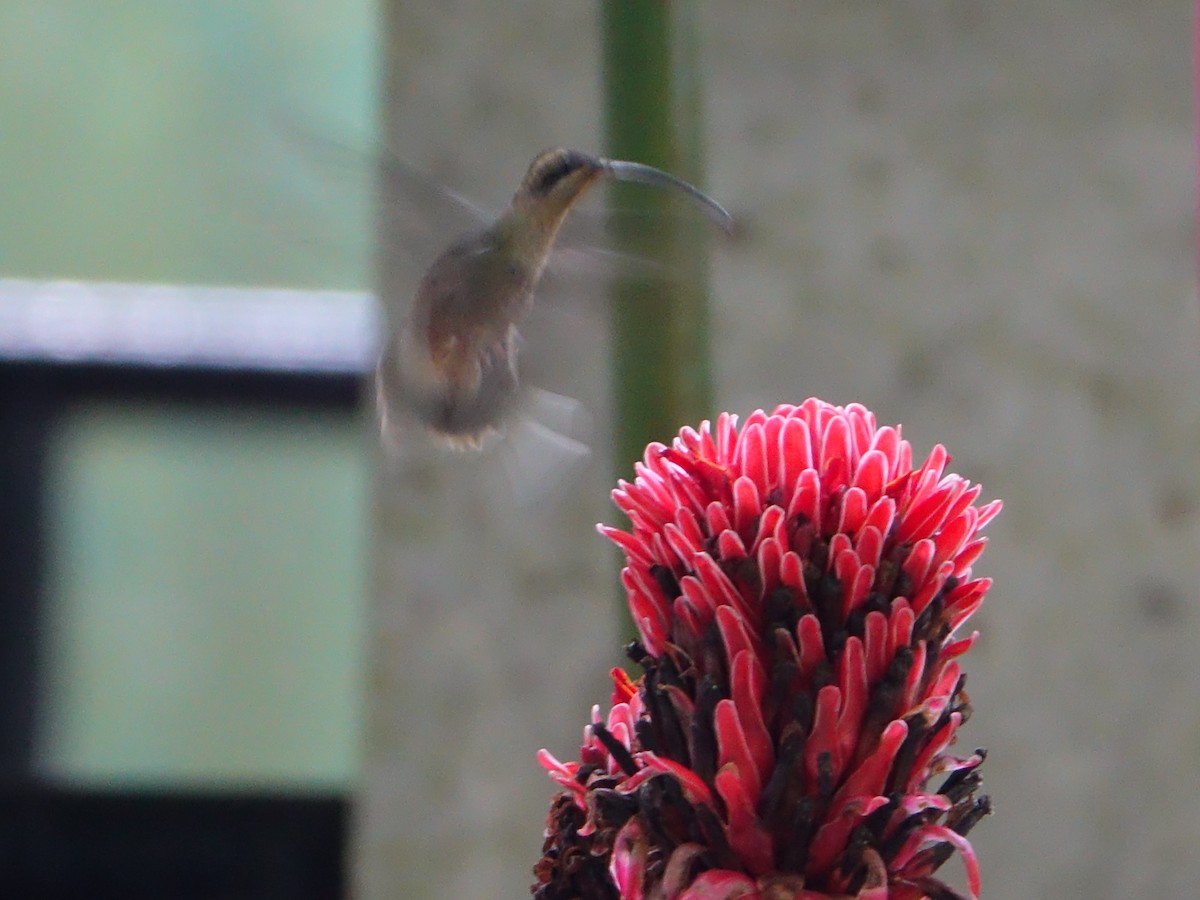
[355,3,1199,898]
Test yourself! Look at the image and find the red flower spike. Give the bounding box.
[861,496,896,544]
[753,505,786,554]
[636,752,715,807]
[611,668,637,704]
[900,641,927,711]
[677,473,712,520]
[599,524,654,568]
[942,483,983,532]
[623,566,669,628]
[779,550,806,598]
[975,499,1002,531]
[681,575,718,626]
[665,523,701,569]
[892,824,983,900]
[716,699,765,802]
[820,413,853,475]
[624,575,668,655]
[779,415,813,486]
[852,448,887,499]
[867,425,905,473]
[610,817,648,900]
[535,401,999,899]
[806,794,891,881]
[895,792,952,818]
[948,579,991,632]
[805,684,846,791]
[910,561,955,618]
[757,538,784,596]
[796,614,828,681]
[903,481,964,544]
[943,632,979,662]
[716,412,738,461]
[954,536,989,576]
[819,459,849,514]
[913,444,949,490]
[762,414,785,489]
[831,719,908,810]
[843,556,875,620]
[828,533,854,574]
[900,538,935,589]
[834,638,868,763]
[838,485,869,535]
[718,529,749,562]
[927,661,963,704]
[632,462,674,514]
[676,504,709,545]
[715,765,775,876]
[717,605,762,673]
[862,611,889,684]
[730,651,773,781]
[673,597,706,648]
[889,601,915,654]
[732,476,762,540]
[786,467,822,528]
[738,421,770,498]
[706,502,735,540]
[855,525,885,573]
[931,511,974,570]
[537,750,582,794]
[904,714,962,796]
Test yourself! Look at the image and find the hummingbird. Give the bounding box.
[375,148,732,450]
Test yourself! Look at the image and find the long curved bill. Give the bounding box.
[599,158,734,234]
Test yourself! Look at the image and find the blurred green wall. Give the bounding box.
[1,2,377,788]
[0,1,376,288]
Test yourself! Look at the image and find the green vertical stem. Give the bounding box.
[601,1,714,477]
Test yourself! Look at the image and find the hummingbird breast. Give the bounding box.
[418,235,537,370]
[378,184,583,448]
[377,227,546,447]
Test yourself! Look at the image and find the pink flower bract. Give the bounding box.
[534,400,999,900]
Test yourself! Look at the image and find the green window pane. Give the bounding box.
[39,401,368,789]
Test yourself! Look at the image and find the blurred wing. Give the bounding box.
[372,144,497,262]
[492,387,593,506]
[540,194,732,311]
[242,114,499,283]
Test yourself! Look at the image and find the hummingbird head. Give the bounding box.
[510,149,605,217]
[510,148,734,236]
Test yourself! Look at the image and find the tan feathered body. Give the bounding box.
[375,148,731,449]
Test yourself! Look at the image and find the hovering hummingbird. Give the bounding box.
[375,148,733,450]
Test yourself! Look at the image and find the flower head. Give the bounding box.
[534,400,1000,899]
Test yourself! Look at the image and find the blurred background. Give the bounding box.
[1,2,1197,899]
